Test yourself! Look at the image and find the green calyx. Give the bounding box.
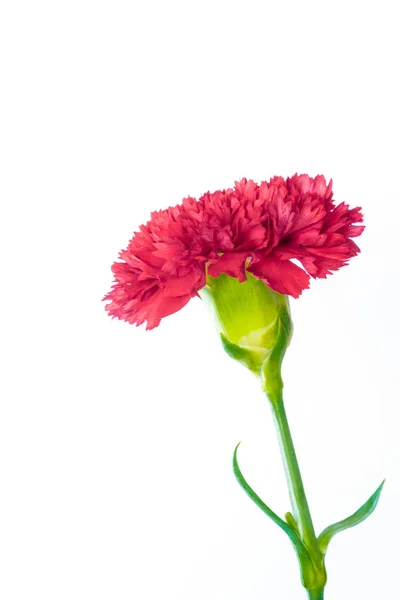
[200,272,292,398]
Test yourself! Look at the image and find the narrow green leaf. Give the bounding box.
[233,442,312,567]
[318,480,385,556]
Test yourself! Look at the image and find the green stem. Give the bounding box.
[268,391,321,563]
[307,589,324,600]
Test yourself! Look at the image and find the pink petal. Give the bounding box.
[248,253,310,298]
[163,270,203,297]
[207,252,250,282]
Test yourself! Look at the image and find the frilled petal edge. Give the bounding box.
[248,253,310,298]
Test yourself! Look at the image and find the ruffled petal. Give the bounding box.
[208,252,250,282]
[144,294,193,330]
[248,253,310,298]
[163,270,204,297]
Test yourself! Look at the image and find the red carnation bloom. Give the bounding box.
[104,175,364,329]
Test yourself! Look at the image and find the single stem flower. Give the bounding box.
[104,174,383,599]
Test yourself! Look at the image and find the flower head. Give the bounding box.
[104,174,364,329]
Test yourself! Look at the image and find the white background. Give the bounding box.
[1,1,399,599]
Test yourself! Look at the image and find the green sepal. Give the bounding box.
[261,308,292,400]
[220,334,263,375]
[233,443,313,575]
[317,480,385,556]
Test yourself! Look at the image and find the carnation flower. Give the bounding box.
[104,174,383,600]
[104,174,364,329]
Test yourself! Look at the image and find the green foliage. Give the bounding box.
[317,480,385,556]
[233,443,384,594]
[233,442,315,584]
